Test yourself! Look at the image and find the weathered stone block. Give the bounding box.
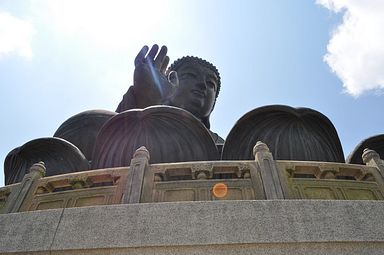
[0,208,63,253]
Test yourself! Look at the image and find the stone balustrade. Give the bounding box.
[1,142,384,214]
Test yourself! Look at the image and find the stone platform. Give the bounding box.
[1,200,384,254]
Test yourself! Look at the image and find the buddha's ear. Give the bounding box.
[168,71,179,88]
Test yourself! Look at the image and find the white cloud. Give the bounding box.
[317,0,384,96]
[0,11,35,59]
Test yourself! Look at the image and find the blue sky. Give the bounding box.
[1,0,384,186]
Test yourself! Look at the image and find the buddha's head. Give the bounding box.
[167,57,221,128]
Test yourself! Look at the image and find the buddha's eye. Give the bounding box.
[206,80,217,90]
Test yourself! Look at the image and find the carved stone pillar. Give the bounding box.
[4,161,46,213]
[253,141,284,199]
[362,148,384,176]
[123,146,150,204]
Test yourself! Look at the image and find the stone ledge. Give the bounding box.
[1,200,384,254]
[50,242,384,255]
[0,208,63,253]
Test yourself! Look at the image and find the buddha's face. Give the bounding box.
[170,62,218,121]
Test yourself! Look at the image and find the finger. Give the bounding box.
[160,56,170,74]
[145,44,159,62]
[134,45,149,66]
[154,45,168,69]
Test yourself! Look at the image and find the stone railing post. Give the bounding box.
[4,161,46,213]
[123,146,150,204]
[253,141,284,199]
[362,148,384,176]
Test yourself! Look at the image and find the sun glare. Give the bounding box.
[47,0,169,48]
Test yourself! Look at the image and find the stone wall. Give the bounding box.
[1,200,384,254]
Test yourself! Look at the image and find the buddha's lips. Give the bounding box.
[191,89,206,98]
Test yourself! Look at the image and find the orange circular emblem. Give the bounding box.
[212,183,228,198]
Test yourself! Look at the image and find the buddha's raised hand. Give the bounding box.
[133,44,178,108]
